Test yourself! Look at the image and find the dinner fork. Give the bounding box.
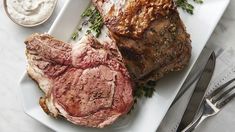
[182,78,235,132]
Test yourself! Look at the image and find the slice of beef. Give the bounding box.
[25,33,133,128]
[92,0,191,82]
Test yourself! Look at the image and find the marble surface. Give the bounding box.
[0,1,64,132]
[0,0,234,132]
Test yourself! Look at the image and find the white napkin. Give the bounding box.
[157,46,235,132]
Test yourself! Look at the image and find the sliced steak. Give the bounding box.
[25,33,133,128]
[93,0,191,82]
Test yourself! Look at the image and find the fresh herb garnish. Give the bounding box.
[128,81,157,114]
[176,0,203,14]
[176,0,194,14]
[86,30,91,35]
[72,1,203,40]
[194,0,203,4]
[71,7,103,41]
[78,27,82,31]
[71,31,79,40]
[134,81,157,98]
[82,7,103,37]
[81,7,94,17]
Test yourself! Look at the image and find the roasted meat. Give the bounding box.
[24,0,192,128]
[93,0,191,82]
[25,33,133,128]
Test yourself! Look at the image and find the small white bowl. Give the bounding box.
[3,0,58,27]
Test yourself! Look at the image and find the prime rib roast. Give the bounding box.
[25,34,133,128]
[93,0,191,82]
[25,0,191,128]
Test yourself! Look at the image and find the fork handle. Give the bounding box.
[182,114,207,132]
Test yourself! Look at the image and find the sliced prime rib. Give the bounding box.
[25,33,133,128]
[92,0,191,82]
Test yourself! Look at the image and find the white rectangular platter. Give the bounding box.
[19,0,230,132]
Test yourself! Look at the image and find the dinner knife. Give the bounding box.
[171,49,213,107]
[177,52,216,132]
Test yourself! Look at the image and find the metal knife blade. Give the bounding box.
[177,52,216,132]
[171,49,213,107]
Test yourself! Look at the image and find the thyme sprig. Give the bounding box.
[72,1,204,40]
[194,0,203,4]
[128,81,157,114]
[134,81,157,98]
[71,7,103,40]
[82,7,103,37]
[176,0,203,14]
[71,31,79,40]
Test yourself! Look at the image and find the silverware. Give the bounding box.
[171,48,224,107]
[182,78,235,132]
[177,52,216,131]
[171,49,214,107]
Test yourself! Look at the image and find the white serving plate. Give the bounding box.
[19,0,230,132]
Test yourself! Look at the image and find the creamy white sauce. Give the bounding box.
[6,0,57,26]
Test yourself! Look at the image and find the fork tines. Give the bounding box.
[208,78,235,109]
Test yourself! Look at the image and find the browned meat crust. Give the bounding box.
[93,0,175,38]
[93,0,191,83]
